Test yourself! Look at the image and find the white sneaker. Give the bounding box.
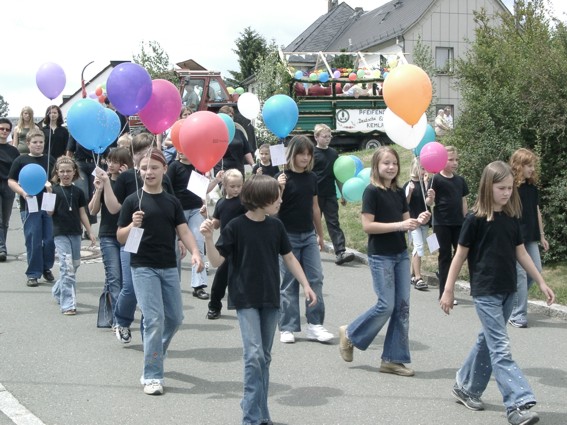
[305,324,334,342]
[280,331,295,343]
[143,380,164,395]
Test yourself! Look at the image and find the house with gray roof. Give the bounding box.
[284,0,510,120]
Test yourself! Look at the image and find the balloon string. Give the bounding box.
[46,126,53,180]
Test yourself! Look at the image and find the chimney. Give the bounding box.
[328,0,338,12]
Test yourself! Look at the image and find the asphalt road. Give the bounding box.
[0,216,566,425]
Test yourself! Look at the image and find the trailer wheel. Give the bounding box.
[360,136,383,150]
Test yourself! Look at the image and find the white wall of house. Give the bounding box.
[60,67,115,117]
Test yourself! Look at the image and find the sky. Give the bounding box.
[2,0,566,117]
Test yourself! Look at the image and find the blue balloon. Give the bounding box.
[350,155,364,176]
[342,177,367,202]
[294,70,303,80]
[19,164,47,196]
[319,72,329,83]
[357,167,371,185]
[262,95,299,138]
[101,108,121,150]
[218,113,236,144]
[413,124,436,156]
[67,99,106,151]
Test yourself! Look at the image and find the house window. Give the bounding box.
[435,47,453,74]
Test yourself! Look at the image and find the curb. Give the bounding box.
[330,243,567,322]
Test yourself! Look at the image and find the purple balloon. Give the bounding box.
[36,62,66,100]
[106,63,152,116]
[333,69,341,79]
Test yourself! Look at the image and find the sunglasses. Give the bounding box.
[0,127,11,132]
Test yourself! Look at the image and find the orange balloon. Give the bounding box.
[95,87,103,96]
[170,119,186,153]
[382,64,432,126]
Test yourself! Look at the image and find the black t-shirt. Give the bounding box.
[98,179,120,237]
[9,154,56,211]
[51,184,87,236]
[518,183,540,242]
[430,173,469,226]
[117,190,186,269]
[166,160,204,210]
[42,125,69,160]
[313,146,339,198]
[66,136,96,162]
[252,162,280,178]
[215,128,251,174]
[113,168,174,204]
[216,215,292,310]
[276,170,318,233]
[362,184,409,255]
[459,212,523,296]
[0,143,20,180]
[403,179,430,222]
[213,196,246,231]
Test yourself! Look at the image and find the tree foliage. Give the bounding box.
[227,27,268,86]
[0,95,8,117]
[331,50,355,69]
[449,0,567,262]
[133,40,177,84]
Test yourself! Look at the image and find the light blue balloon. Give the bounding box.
[342,177,367,202]
[218,113,236,144]
[357,167,371,185]
[294,70,303,80]
[101,108,120,150]
[319,72,329,83]
[67,99,106,151]
[413,124,436,156]
[19,164,47,196]
[262,94,299,138]
[350,155,364,176]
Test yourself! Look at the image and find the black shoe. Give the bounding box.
[26,278,39,287]
[206,309,221,320]
[43,270,55,282]
[193,288,210,300]
[0,252,6,262]
[335,251,355,265]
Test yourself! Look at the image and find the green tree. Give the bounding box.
[0,95,8,117]
[331,50,355,69]
[451,0,567,261]
[227,27,268,86]
[133,40,177,84]
[412,35,438,120]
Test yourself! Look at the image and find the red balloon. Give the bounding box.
[179,111,229,173]
[348,72,357,81]
[170,119,185,153]
[95,87,103,96]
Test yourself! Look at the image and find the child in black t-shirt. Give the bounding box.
[48,156,96,315]
[206,169,246,319]
[200,174,317,425]
[117,149,203,396]
[252,143,280,177]
[440,161,554,425]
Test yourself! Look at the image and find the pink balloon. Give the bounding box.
[419,142,448,173]
[138,79,182,134]
[36,62,66,100]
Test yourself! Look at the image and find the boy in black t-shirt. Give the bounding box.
[201,174,316,425]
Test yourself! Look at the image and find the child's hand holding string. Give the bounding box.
[132,211,144,228]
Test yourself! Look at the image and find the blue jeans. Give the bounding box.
[347,252,411,363]
[279,231,325,332]
[20,210,55,278]
[114,247,137,328]
[132,267,184,384]
[457,293,536,411]
[510,241,542,325]
[0,181,15,254]
[237,307,279,425]
[52,235,81,312]
[99,237,122,319]
[176,208,207,289]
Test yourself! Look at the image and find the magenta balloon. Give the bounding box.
[36,62,66,100]
[419,142,448,174]
[106,63,152,116]
[138,79,182,134]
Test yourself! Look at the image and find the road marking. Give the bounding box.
[0,384,45,425]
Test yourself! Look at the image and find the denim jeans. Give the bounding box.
[99,236,122,319]
[176,208,207,289]
[510,241,542,325]
[318,196,346,255]
[132,267,184,384]
[20,210,55,278]
[347,252,411,363]
[237,307,279,425]
[52,235,81,312]
[114,247,137,328]
[279,231,325,332]
[457,293,536,411]
[0,181,15,254]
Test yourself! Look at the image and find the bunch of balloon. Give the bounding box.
[262,95,299,139]
[138,79,182,135]
[382,64,432,150]
[334,155,370,203]
[88,84,108,104]
[106,62,152,117]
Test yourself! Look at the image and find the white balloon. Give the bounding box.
[383,108,427,149]
[237,92,261,120]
